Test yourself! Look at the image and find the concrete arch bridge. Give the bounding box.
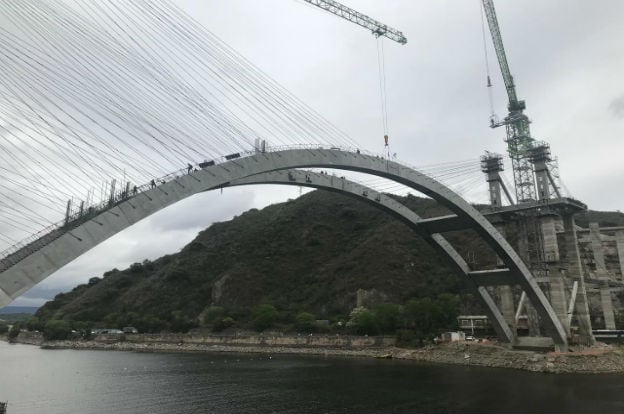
[0,148,570,350]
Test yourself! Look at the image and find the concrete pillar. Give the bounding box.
[589,222,608,278]
[615,230,624,280]
[481,153,510,207]
[588,222,616,329]
[499,285,516,331]
[562,215,594,344]
[517,221,530,264]
[493,224,516,332]
[600,287,616,330]
[515,221,541,335]
[589,223,607,280]
[534,163,550,201]
[529,144,553,201]
[525,301,541,336]
[548,271,570,336]
[487,176,503,207]
[541,216,560,262]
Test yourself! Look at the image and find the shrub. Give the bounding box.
[253,304,278,331]
[43,320,72,340]
[294,312,317,333]
[202,306,225,326]
[212,317,235,332]
[400,294,460,343]
[0,323,8,334]
[372,303,400,334]
[26,317,44,332]
[8,323,21,340]
[347,307,377,335]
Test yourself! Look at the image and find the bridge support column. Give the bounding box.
[499,285,516,332]
[600,287,616,330]
[589,223,608,276]
[563,215,594,344]
[515,221,541,336]
[615,230,624,279]
[494,224,516,332]
[524,301,541,337]
[548,270,570,336]
[588,223,617,329]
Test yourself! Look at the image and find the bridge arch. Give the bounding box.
[0,148,566,348]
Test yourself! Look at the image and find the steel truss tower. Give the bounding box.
[481,0,537,203]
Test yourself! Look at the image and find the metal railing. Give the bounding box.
[0,144,420,274]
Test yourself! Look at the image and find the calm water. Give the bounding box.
[2,342,624,413]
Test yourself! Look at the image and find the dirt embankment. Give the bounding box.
[8,332,624,374]
[390,342,624,374]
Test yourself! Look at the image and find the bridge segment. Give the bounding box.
[0,148,567,348]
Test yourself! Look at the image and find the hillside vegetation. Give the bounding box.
[31,190,624,338]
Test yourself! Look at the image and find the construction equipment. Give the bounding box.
[299,0,406,154]
[301,0,407,44]
[481,0,538,203]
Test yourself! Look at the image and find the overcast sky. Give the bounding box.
[11,0,624,307]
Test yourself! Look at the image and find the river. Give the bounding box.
[1,342,624,413]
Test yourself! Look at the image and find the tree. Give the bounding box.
[8,323,21,340]
[202,306,225,326]
[170,310,197,333]
[294,312,317,333]
[400,294,460,344]
[253,304,278,331]
[43,320,72,340]
[26,317,44,332]
[88,277,101,286]
[347,307,377,335]
[135,314,167,333]
[212,317,235,332]
[372,303,400,334]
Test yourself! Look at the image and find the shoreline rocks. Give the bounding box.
[8,332,624,374]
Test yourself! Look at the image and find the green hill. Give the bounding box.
[33,190,624,334]
[34,191,482,331]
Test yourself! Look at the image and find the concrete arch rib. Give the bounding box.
[0,148,566,348]
[225,169,514,344]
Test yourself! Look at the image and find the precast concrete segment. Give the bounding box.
[0,149,566,348]
[227,170,514,343]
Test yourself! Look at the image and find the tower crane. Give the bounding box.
[481,0,544,203]
[299,0,406,157]
[301,0,407,45]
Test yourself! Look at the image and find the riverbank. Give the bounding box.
[7,332,624,374]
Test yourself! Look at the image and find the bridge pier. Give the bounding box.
[562,215,594,344]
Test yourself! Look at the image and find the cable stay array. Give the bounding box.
[0,0,361,251]
[0,0,493,257]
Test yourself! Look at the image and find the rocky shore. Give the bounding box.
[7,332,624,374]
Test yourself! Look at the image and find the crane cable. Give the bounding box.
[479,1,496,124]
[376,36,391,160]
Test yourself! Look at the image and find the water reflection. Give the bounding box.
[1,342,624,413]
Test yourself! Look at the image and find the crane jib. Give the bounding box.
[301,0,407,45]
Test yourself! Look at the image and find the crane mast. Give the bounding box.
[301,0,407,44]
[481,0,537,202]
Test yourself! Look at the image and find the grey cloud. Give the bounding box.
[609,96,624,119]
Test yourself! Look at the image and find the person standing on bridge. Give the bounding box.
[187,163,193,174]
[150,179,156,189]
